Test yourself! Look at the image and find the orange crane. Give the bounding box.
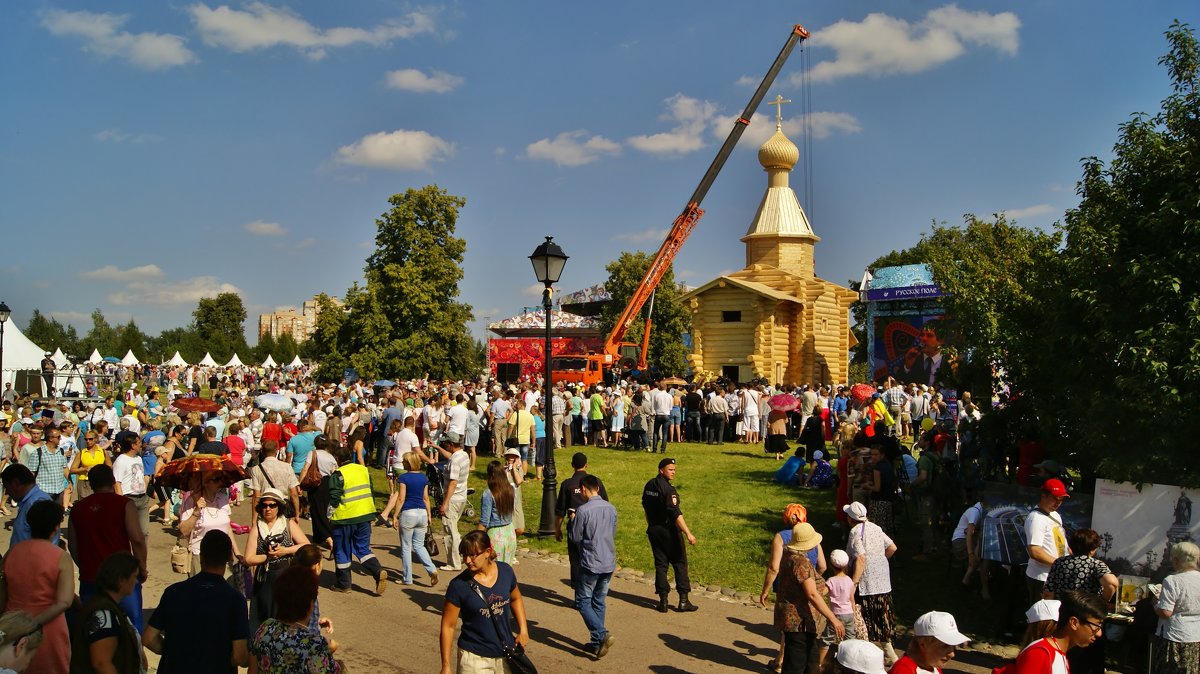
[552,23,810,387]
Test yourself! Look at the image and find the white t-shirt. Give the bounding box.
[447,449,470,502]
[446,404,468,436]
[1158,568,1200,642]
[951,502,983,542]
[112,454,146,496]
[522,390,539,412]
[1024,509,1068,581]
[652,389,673,415]
[310,409,327,433]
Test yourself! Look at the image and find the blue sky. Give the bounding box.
[1,1,1195,349]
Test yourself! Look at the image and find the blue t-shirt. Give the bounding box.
[148,570,251,674]
[533,415,546,439]
[288,431,320,474]
[397,471,429,512]
[445,562,518,658]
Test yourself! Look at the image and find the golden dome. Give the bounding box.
[757,126,798,171]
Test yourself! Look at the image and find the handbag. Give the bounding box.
[170,539,190,574]
[299,453,322,489]
[425,532,439,557]
[469,581,537,674]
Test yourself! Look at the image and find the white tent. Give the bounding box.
[0,321,48,391]
[225,353,244,368]
[50,348,69,369]
[120,349,140,366]
[87,348,103,365]
[261,355,277,368]
[198,352,217,367]
[286,355,304,369]
[165,351,188,367]
[49,347,87,396]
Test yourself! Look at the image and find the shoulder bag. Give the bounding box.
[299,452,322,489]
[469,581,537,674]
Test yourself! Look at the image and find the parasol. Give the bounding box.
[768,393,799,412]
[156,453,247,489]
[255,393,295,412]
[660,376,688,387]
[849,383,875,407]
[171,397,222,414]
[373,380,396,388]
[289,392,309,403]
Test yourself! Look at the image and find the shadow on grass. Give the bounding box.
[658,632,763,671]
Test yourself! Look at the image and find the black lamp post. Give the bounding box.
[0,302,10,395]
[529,236,568,537]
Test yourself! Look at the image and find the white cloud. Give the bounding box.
[334,129,453,170]
[384,68,463,93]
[294,237,316,249]
[525,131,620,167]
[94,129,162,143]
[803,5,1020,83]
[41,9,196,70]
[627,94,719,157]
[244,219,287,236]
[614,228,671,245]
[80,264,166,281]
[726,111,863,147]
[47,311,94,325]
[735,75,758,87]
[1004,204,1056,220]
[109,276,241,306]
[521,284,547,299]
[189,2,434,58]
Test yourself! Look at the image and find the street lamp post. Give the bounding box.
[0,301,10,394]
[529,236,568,537]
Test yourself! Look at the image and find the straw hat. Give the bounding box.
[785,522,822,552]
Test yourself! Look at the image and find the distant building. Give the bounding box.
[258,294,341,341]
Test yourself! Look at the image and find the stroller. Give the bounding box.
[425,460,476,519]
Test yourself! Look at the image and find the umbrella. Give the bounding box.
[157,453,247,489]
[660,376,687,387]
[289,392,309,403]
[373,380,396,388]
[255,393,295,412]
[849,383,875,407]
[768,393,799,412]
[171,397,222,414]
[103,356,120,363]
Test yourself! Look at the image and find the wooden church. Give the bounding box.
[683,106,856,385]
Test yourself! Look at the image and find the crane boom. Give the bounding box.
[603,23,810,361]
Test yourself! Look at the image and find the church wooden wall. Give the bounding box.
[687,285,757,377]
[745,239,815,280]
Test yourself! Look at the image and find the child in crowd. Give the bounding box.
[1020,599,1059,649]
[819,549,859,669]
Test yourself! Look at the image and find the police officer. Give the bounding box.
[641,457,698,613]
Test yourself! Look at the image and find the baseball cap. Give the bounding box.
[835,640,886,674]
[914,611,970,645]
[1042,478,1070,498]
[1025,599,1061,624]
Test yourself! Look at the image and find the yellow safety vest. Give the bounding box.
[331,463,374,522]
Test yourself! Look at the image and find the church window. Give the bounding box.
[722,311,742,323]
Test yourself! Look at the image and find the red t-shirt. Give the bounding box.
[889,654,939,674]
[225,434,246,467]
[261,423,283,444]
[282,422,299,443]
[69,492,133,582]
[1013,637,1068,673]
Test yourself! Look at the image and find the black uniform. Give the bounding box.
[557,470,607,584]
[642,474,690,596]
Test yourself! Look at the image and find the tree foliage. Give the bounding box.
[193,292,249,362]
[598,251,691,375]
[23,310,79,357]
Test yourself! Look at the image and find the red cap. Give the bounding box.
[1043,478,1070,498]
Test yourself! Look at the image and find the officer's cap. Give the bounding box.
[658,457,675,470]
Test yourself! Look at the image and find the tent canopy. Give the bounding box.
[165,351,188,367]
[198,352,217,367]
[286,355,304,369]
[261,355,277,368]
[120,349,140,366]
[224,353,244,368]
[50,348,69,369]
[87,348,103,364]
[0,321,48,389]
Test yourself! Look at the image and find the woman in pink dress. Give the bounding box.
[2,500,74,674]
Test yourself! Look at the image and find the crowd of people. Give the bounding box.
[0,365,1192,673]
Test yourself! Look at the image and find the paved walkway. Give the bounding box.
[7,500,1008,673]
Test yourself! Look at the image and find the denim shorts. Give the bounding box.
[669,407,682,424]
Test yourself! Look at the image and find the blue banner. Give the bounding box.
[865,284,945,302]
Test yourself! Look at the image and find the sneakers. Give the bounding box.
[439,565,463,572]
[375,573,388,596]
[595,634,615,659]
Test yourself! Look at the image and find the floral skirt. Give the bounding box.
[488,523,517,564]
[859,593,895,642]
[868,499,895,538]
[1153,635,1200,674]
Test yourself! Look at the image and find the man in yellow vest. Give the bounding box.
[328,443,387,594]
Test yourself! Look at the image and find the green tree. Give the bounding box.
[23,310,79,356]
[151,326,205,365]
[193,293,249,362]
[305,294,348,381]
[79,309,118,358]
[1023,22,1200,486]
[275,332,300,364]
[333,185,479,380]
[255,331,278,364]
[113,319,151,361]
[598,251,691,375]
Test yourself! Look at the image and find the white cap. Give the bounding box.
[829,549,849,569]
[914,611,970,645]
[835,640,886,674]
[842,501,868,521]
[1026,599,1060,624]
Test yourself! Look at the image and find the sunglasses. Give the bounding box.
[257,502,280,510]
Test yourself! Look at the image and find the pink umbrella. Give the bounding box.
[849,383,875,407]
[768,393,799,412]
